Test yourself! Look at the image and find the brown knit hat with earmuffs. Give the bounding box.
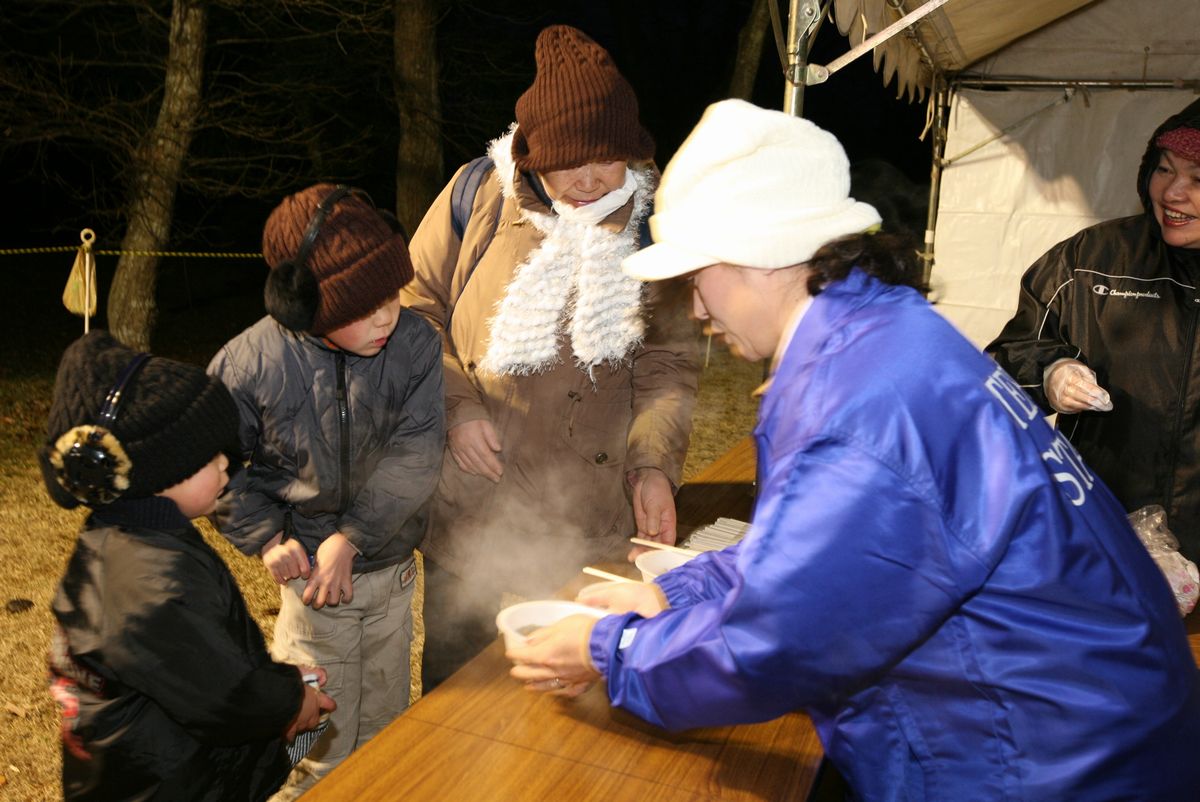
[262,183,412,335]
[512,25,655,173]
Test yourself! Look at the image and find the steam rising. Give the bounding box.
[428,474,631,621]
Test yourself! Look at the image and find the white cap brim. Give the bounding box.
[623,198,882,282]
[622,239,716,281]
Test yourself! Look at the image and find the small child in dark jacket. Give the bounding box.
[208,184,445,798]
[41,330,335,802]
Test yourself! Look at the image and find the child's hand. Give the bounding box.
[297,665,327,687]
[261,531,312,585]
[284,681,337,741]
[303,533,356,609]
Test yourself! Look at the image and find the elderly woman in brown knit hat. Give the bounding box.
[403,24,700,691]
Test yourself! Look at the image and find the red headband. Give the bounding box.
[1156,126,1200,163]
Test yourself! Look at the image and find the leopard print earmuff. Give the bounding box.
[47,353,150,506]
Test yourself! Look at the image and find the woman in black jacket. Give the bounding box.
[988,97,1200,562]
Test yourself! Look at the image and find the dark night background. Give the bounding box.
[3,1,931,365]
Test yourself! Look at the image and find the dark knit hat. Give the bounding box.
[512,25,654,173]
[262,183,413,335]
[39,330,241,509]
[1138,97,1200,214]
[1157,127,1200,164]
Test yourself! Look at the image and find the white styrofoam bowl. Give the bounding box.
[634,549,694,581]
[495,600,606,651]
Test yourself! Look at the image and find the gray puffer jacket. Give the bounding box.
[208,311,445,572]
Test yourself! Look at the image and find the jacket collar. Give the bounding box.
[90,495,192,530]
[759,267,923,391]
[778,268,883,370]
[755,268,892,446]
[279,322,379,365]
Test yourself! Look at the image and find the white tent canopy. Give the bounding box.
[826,0,1200,348]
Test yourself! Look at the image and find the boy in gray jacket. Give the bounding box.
[209,184,445,798]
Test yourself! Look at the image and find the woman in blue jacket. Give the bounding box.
[508,99,1200,802]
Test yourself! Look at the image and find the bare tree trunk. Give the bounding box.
[107,0,206,350]
[393,0,444,236]
[729,0,770,100]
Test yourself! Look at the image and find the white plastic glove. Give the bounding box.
[1043,358,1113,414]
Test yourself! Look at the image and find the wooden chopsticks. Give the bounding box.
[629,537,701,556]
[582,566,637,583]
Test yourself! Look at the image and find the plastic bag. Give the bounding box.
[1127,505,1199,616]
[63,229,97,323]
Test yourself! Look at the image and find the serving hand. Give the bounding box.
[508,615,602,697]
[576,580,668,618]
[1044,359,1113,414]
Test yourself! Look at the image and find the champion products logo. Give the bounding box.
[1092,285,1161,300]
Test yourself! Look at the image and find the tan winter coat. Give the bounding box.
[403,143,700,596]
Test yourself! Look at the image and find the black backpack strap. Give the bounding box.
[451,155,496,241]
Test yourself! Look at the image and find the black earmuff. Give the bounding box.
[265,186,353,332]
[48,353,151,506]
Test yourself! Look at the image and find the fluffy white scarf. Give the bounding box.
[479,126,654,377]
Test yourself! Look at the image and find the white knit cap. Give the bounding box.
[623,99,882,280]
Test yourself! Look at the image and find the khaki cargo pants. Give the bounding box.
[269,557,417,801]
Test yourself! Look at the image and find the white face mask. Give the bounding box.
[550,168,637,225]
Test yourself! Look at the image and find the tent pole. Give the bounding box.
[804,0,950,87]
[953,77,1195,90]
[921,74,949,286]
[782,0,822,116]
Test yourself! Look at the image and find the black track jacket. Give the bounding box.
[988,97,1200,563]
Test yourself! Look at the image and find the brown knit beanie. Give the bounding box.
[512,25,655,172]
[262,183,413,335]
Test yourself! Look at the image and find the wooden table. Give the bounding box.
[305,437,825,801]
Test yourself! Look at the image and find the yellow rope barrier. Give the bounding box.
[0,245,261,258]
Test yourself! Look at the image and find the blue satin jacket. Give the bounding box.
[590,269,1200,801]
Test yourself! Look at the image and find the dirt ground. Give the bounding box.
[0,265,762,800]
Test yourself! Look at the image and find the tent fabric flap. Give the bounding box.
[830,0,1096,99]
[968,0,1200,81]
